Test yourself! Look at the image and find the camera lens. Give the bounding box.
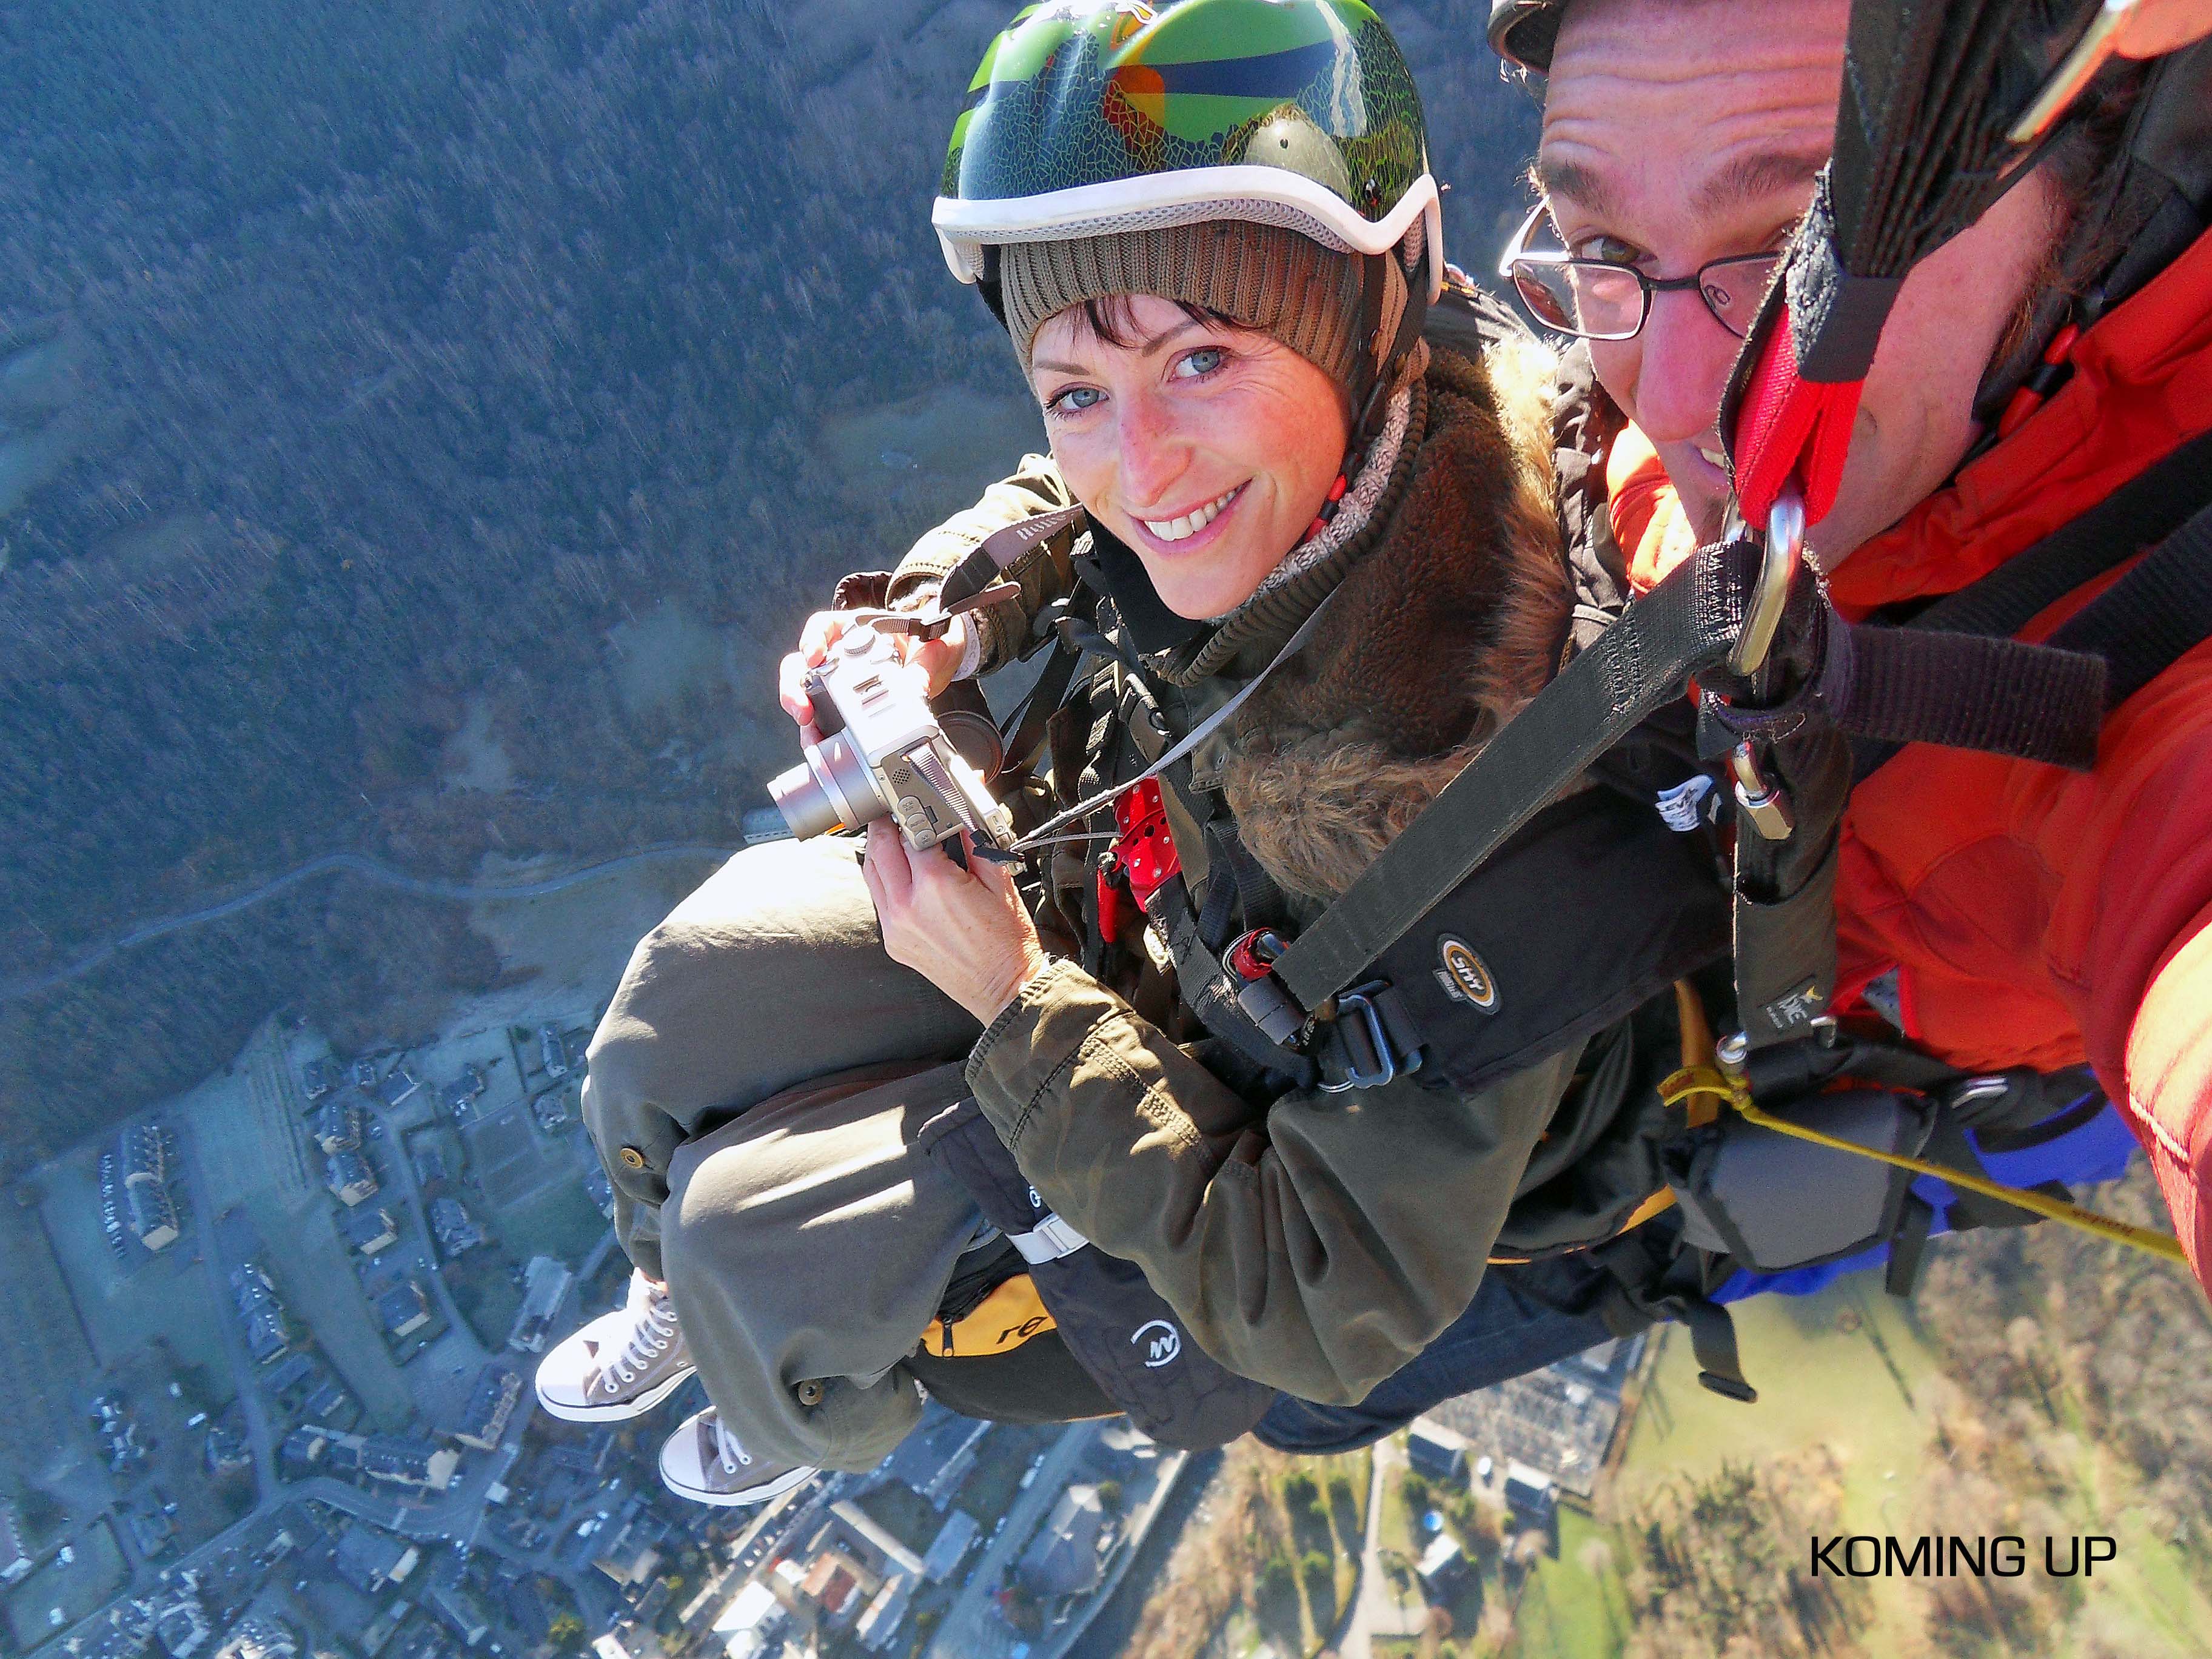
[769,732,883,839]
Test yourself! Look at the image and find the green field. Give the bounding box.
[497,1175,609,1265]
[35,1141,229,1378]
[1618,1275,1938,1518]
[1596,1270,2212,1658]
[3,1518,126,1651]
[1504,1509,1629,1659]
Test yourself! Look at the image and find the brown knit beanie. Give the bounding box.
[998,220,1392,395]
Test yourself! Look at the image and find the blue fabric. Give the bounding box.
[1714,1094,2139,1304]
[1253,1252,1620,1455]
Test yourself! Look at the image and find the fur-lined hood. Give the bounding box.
[1215,337,1569,903]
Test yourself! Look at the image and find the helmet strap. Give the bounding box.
[976,244,1010,330]
[1348,239,1432,458]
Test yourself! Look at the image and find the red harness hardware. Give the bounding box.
[1096,779,1182,945]
[1111,779,1181,908]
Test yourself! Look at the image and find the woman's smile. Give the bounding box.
[1134,482,1247,551]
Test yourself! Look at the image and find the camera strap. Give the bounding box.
[1007,581,1349,855]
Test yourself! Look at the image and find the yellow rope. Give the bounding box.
[1657,1065,2186,1265]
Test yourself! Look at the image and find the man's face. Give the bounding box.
[1540,0,2059,559]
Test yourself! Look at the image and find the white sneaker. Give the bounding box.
[534,1273,696,1422]
[658,1408,816,1507]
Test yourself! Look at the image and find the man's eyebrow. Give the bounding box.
[1692,149,1828,215]
[1534,155,1614,216]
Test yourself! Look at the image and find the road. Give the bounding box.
[927,1421,1104,1659]
[1329,1436,1423,1659]
[3,843,734,1004]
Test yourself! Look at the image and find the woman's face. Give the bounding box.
[1028,293,1351,620]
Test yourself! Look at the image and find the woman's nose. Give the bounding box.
[1115,394,1192,506]
[1627,287,1743,446]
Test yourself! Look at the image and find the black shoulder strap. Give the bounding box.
[1853,426,2212,779]
[1252,538,1761,1025]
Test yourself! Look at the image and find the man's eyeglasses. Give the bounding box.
[1497,204,1783,342]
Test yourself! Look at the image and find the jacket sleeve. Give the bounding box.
[2072,698,2212,1297]
[964,958,1575,1405]
[886,452,1080,674]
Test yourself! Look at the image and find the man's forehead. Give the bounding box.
[1538,0,1844,219]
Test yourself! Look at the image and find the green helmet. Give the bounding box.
[934,0,1443,300]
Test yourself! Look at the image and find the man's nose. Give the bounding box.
[1116,394,1192,505]
[1629,287,1743,446]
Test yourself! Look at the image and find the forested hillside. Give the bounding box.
[0,0,1538,1153]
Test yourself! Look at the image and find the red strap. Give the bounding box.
[1731,301,1864,528]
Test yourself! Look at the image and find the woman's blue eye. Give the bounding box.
[1049,386,1104,414]
[1176,347,1226,378]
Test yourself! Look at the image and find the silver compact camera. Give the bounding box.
[769,618,1016,854]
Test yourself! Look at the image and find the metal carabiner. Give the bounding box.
[1316,983,1418,1093]
[1728,486,1807,679]
[1728,739,1796,840]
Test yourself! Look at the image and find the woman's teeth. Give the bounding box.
[1144,485,1243,543]
[1697,446,1729,471]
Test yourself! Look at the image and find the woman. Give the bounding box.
[554,0,1678,1505]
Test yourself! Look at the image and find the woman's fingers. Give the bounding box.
[781,611,856,726]
[860,822,1044,1023]
[907,616,970,695]
[777,651,817,725]
[799,610,847,662]
[862,821,914,908]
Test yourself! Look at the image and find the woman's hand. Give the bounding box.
[777,608,971,731]
[860,821,1049,1027]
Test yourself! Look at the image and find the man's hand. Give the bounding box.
[2115,0,2212,58]
[860,821,1049,1027]
[777,608,971,731]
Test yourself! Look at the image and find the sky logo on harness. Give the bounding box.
[1132,1319,1181,1368]
[1435,936,1499,1013]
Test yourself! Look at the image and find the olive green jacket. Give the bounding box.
[886,350,1587,1408]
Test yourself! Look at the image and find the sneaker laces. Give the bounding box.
[602,1285,680,1390]
[710,1416,754,1476]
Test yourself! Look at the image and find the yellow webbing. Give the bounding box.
[1657,1064,2185,1265]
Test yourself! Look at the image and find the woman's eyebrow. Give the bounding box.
[1033,317,1212,378]
[1134,317,1210,354]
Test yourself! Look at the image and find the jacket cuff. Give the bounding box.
[965,959,1119,1148]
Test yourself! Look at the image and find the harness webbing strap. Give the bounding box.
[2051,496,2212,709]
[1853,435,2212,778]
[1660,1064,2187,1263]
[1877,427,2212,642]
[1260,538,1760,1017]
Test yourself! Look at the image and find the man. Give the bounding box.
[1493,0,2212,1292]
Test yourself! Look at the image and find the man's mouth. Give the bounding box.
[1141,484,1244,544]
